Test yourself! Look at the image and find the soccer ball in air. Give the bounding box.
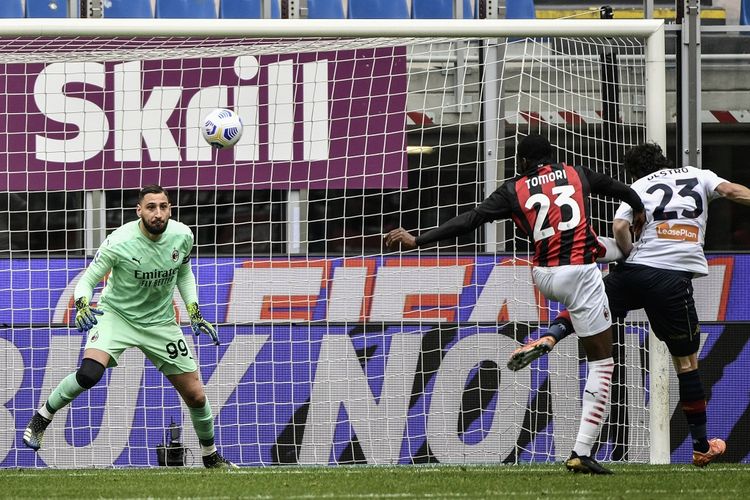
[201,108,243,149]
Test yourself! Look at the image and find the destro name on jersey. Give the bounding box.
[646,167,690,181]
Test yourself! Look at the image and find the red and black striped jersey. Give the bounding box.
[415,163,645,267]
[507,163,601,266]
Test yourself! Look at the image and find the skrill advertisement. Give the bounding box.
[0,255,748,467]
[0,48,408,191]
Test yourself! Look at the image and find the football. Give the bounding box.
[201,108,243,149]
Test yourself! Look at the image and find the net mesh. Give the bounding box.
[0,32,653,467]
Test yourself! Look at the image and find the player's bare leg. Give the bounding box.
[169,371,238,469]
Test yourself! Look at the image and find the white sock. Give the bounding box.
[201,444,217,457]
[573,357,614,457]
[38,404,54,421]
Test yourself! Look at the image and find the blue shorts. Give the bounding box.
[605,263,700,357]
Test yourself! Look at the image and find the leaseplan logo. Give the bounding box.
[656,222,699,242]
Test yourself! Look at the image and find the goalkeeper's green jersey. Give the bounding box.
[74,219,198,326]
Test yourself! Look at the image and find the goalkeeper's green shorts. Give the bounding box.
[84,308,198,376]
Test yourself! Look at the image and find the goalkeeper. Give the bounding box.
[23,185,236,469]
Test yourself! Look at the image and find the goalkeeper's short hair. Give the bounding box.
[139,184,171,203]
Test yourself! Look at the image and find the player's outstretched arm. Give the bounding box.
[583,167,646,237]
[716,181,750,206]
[384,205,499,251]
[384,227,417,250]
[187,302,219,345]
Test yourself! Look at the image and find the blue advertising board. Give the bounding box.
[0,255,747,466]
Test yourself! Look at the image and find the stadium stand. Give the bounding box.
[220,0,280,18]
[26,0,72,18]
[412,0,473,19]
[348,0,409,19]
[307,0,346,19]
[0,0,24,18]
[532,4,725,24]
[506,0,536,19]
[156,0,218,18]
[103,0,154,18]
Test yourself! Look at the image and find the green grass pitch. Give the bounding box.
[1,464,749,499]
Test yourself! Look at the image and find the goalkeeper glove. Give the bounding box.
[74,297,103,332]
[187,302,219,345]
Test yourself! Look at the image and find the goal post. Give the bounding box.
[0,18,669,467]
[0,17,665,38]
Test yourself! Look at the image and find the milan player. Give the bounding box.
[508,142,750,467]
[385,134,645,474]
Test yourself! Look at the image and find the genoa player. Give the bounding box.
[508,143,750,467]
[23,185,237,469]
[385,134,645,474]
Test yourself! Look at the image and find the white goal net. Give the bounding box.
[0,19,666,467]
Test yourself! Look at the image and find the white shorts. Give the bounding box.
[532,263,612,337]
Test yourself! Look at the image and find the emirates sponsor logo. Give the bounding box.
[656,223,699,242]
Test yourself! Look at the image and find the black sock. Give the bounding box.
[545,317,573,342]
[677,369,709,453]
[44,401,57,416]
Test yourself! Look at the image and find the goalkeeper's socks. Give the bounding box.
[39,403,55,421]
[573,357,614,457]
[678,369,709,453]
[45,372,86,412]
[201,443,218,457]
[188,400,216,450]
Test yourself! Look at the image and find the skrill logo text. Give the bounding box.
[3,47,407,191]
[31,55,330,164]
